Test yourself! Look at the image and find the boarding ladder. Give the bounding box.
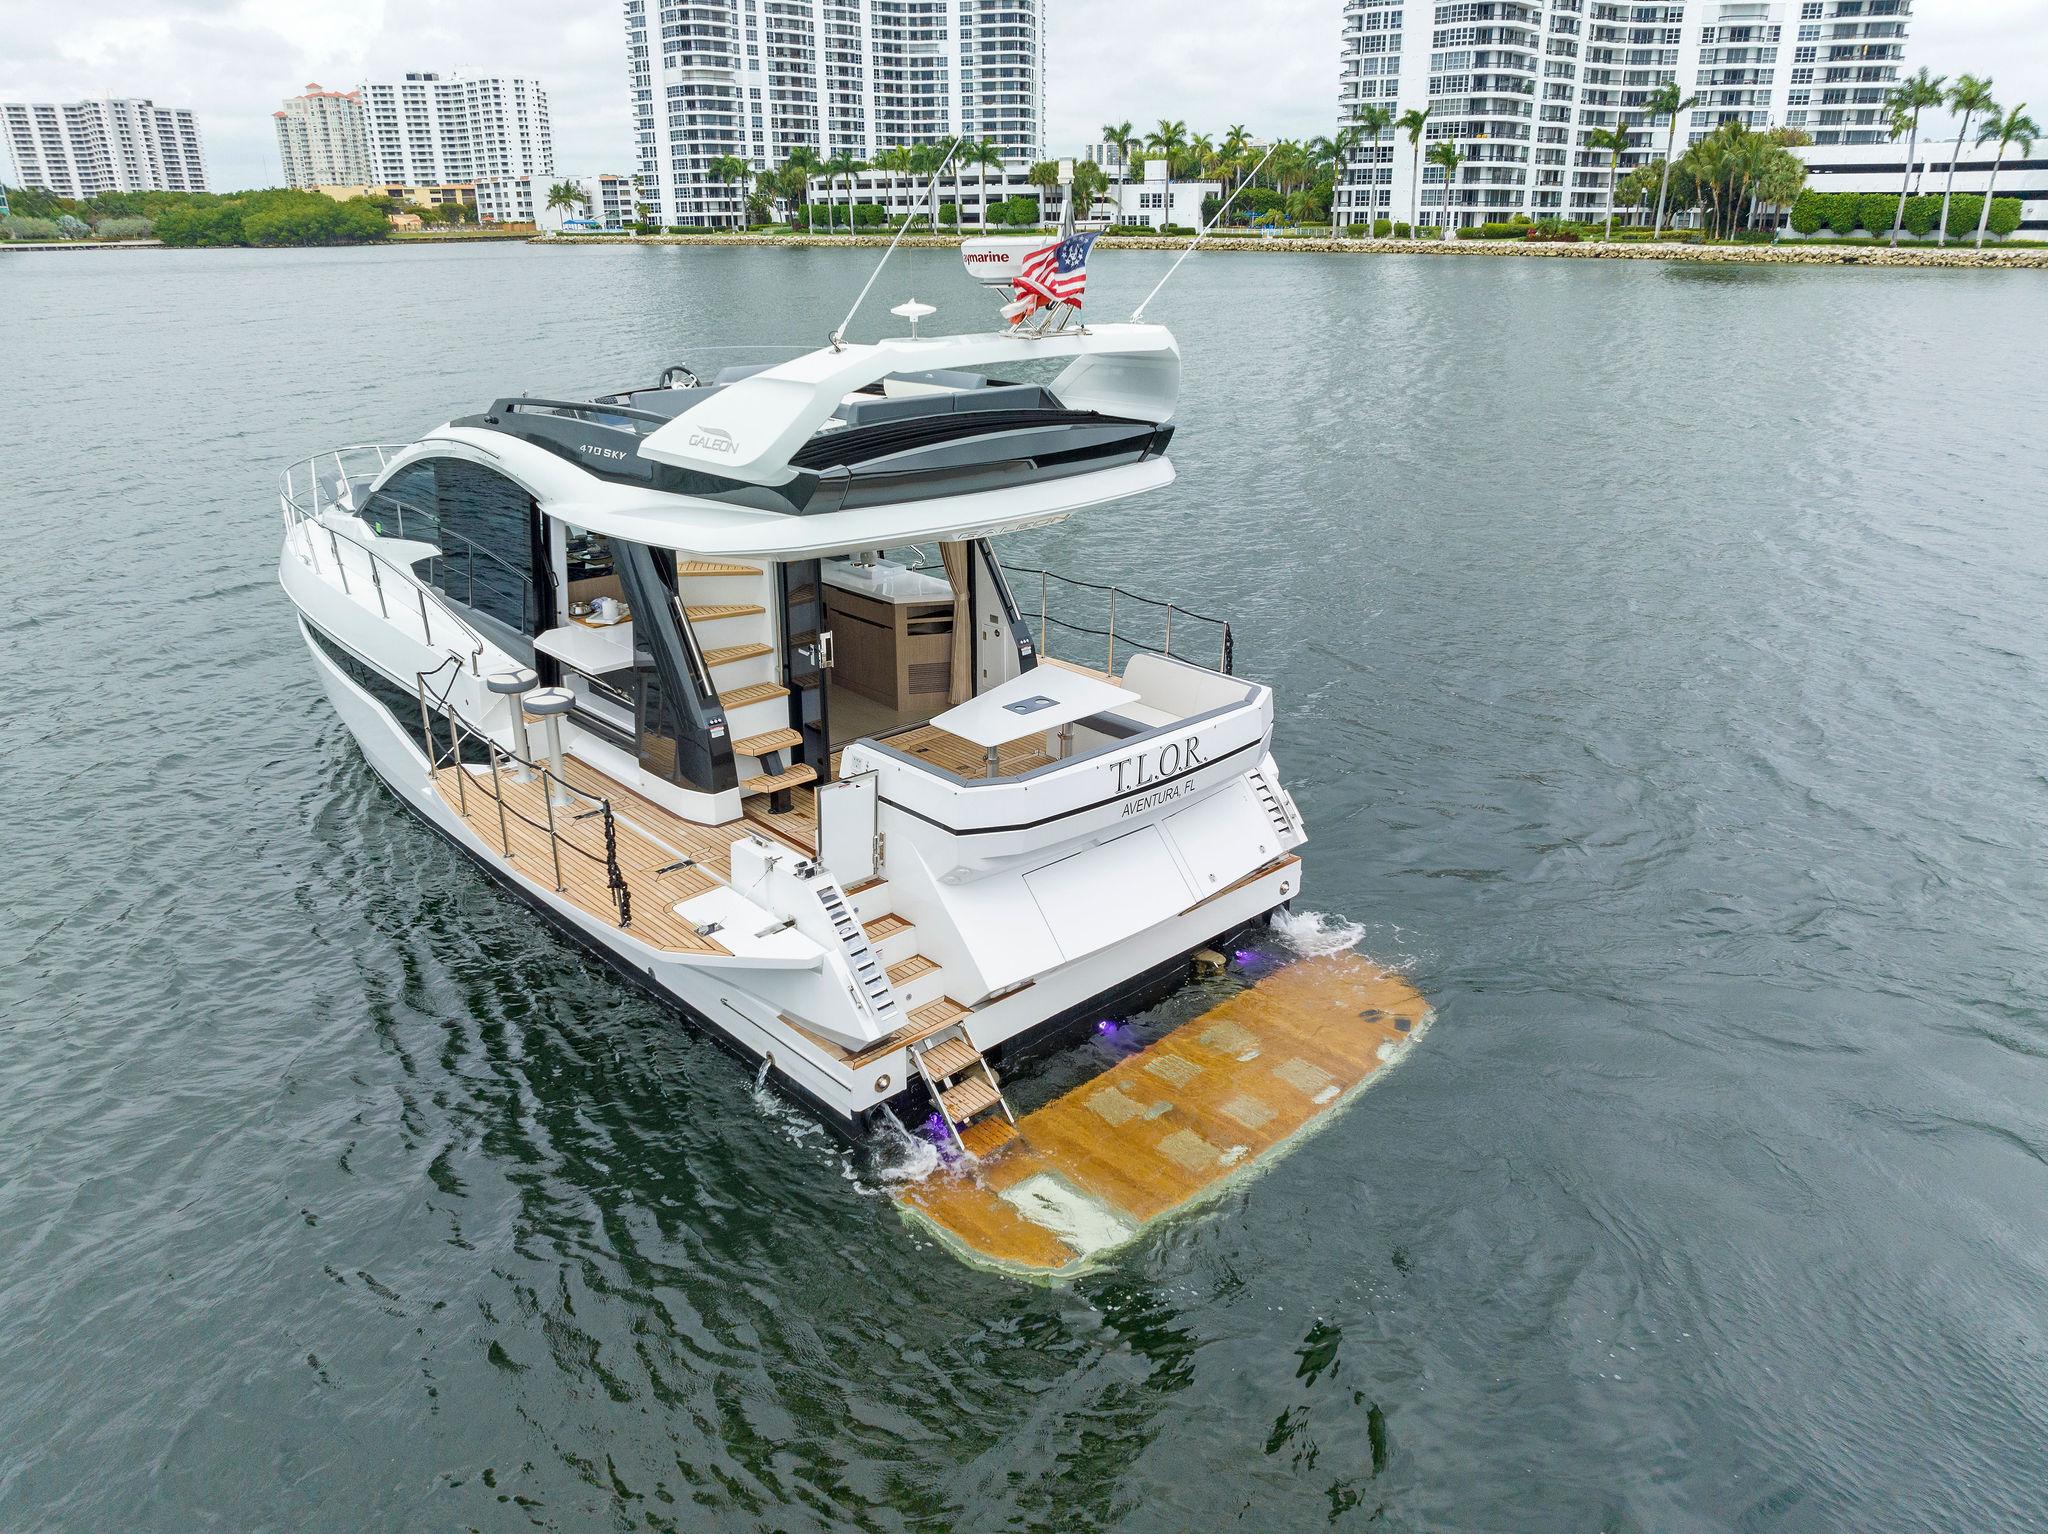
[911,1026,1018,1157]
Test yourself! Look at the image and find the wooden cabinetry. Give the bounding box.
[825,585,955,712]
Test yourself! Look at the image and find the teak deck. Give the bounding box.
[430,754,818,956]
[895,952,1432,1279]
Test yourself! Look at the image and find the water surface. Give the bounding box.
[2,242,2045,1532]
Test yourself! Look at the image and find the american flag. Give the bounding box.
[1008,231,1099,322]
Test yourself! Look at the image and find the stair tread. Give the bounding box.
[733,727,804,757]
[844,876,884,896]
[887,954,939,986]
[677,559,761,577]
[919,1036,981,1079]
[909,995,969,1029]
[957,1117,1019,1159]
[717,681,790,708]
[941,1075,1001,1122]
[702,642,773,667]
[862,912,912,942]
[682,603,765,623]
[741,762,817,795]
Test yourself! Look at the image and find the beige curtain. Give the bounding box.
[940,540,973,705]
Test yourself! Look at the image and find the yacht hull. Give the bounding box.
[300,622,1302,1133]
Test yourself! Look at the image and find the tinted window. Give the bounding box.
[361,461,439,544]
[431,459,540,640]
[368,458,546,658]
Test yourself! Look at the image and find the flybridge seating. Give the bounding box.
[447,350,1173,517]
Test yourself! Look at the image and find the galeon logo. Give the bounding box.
[578,443,628,461]
[689,425,738,454]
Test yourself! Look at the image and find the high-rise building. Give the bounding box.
[1,96,208,198]
[357,71,553,187]
[625,0,1047,228]
[274,83,371,189]
[1334,0,1913,232]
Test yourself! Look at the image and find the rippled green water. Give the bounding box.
[3,242,2046,1532]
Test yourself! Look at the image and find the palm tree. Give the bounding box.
[544,180,587,226]
[1642,82,1699,238]
[1396,106,1431,231]
[1220,123,1252,196]
[1072,157,1108,227]
[706,155,751,227]
[1425,139,1463,237]
[1349,105,1393,236]
[1973,103,2038,246]
[820,152,859,233]
[1027,159,1061,227]
[1102,120,1139,222]
[1145,119,1188,229]
[1938,74,1997,246]
[964,138,1005,228]
[874,145,915,227]
[1884,68,1946,245]
[1586,120,1634,241]
[776,146,820,231]
[908,142,944,227]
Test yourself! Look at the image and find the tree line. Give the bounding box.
[0,184,473,246]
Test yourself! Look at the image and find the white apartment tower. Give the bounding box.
[357,71,554,186]
[1334,0,1912,232]
[1,96,208,198]
[274,83,372,189]
[625,0,1047,228]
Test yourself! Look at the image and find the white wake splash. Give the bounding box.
[1271,907,1368,958]
[845,1109,943,1194]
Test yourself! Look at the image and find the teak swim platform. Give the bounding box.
[895,952,1432,1279]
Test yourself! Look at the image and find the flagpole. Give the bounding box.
[1131,143,1275,322]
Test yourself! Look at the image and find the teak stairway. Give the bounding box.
[911,1027,1018,1157]
[676,559,817,809]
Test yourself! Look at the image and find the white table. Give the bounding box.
[534,619,635,676]
[929,666,1140,776]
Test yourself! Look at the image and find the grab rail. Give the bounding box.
[1001,563,1234,676]
[279,445,488,675]
[413,665,632,929]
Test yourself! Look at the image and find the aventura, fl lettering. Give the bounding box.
[1112,735,1205,816]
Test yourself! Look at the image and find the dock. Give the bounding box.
[894,952,1431,1279]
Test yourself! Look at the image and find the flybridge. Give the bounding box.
[634,323,1182,487]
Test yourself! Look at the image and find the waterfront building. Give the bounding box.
[274,83,371,189]
[477,172,635,230]
[626,0,1047,229]
[0,96,208,198]
[1795,141,2048,236]
[312,182,477,208]
[1334,0,1913,232]
[357,71,552,187]
[808,155,1218,230]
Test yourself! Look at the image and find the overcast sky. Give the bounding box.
[3,0,2044,192]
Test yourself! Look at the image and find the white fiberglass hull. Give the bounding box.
[300,623,1301,1129]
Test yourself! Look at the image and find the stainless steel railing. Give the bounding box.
[1001,563,1234,677]
[278,444,487,675]
[413,661,632,928]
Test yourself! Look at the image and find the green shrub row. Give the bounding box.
[153,189,387,247]
[1789,190,2023,239]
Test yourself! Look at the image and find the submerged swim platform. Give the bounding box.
[895,953,1431,1278]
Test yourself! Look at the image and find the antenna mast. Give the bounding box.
[831,136,964,351]
[1130,142,1276,322]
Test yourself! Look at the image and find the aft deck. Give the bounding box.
[430,752,815,957]
[894,952,1431,1279]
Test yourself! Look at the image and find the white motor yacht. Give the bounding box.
[279,249,1426,1275]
